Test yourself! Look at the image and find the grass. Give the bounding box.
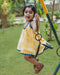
[0,23,60,75]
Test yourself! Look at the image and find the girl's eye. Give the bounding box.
[25,11,28,13]
[29,11,32,14]
[24,11,33,14]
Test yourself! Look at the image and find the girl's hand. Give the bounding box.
[35,13,40,21]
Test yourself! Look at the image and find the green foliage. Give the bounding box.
[49,12,52,16]
[36,2,43,16]
[0,0,2,7]
[17,0,25,4]
[6,1,18,13]
[20,11,23,16]
[45,29,49,36]
[20,18,24,23]
[1,0,11,15]
[0,1,2,14]
[7,13,16,25]
[41,13,46,17]
[43,18,49,36]
[54,11,60,16]
[9,1,23,13]
[45,23,49,28]
[16,1,22,7]
[43,18,58,39]
[54,11,60,18]
[44,23,49,37]
[53,22,58,30]
[49,11,60,19]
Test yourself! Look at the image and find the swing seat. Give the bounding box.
[42,42,53,50]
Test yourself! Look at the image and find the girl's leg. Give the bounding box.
[24,55,39,66]
[24,55,44,74]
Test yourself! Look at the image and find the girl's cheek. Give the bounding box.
[24,12,27,16]
[30,14,34,18]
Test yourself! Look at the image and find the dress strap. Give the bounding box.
[29,20,33,29]
[23,22,30,29]
[23,19,36,30]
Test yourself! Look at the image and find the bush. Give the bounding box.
[7,13,17,25]
[36,2,43,16]
[20,11,23,16]
[54,11,60,19]
[49,11,60,19]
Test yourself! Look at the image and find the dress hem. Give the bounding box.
[17,49,44,57]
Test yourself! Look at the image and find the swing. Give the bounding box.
[35,20,53,58]
[35,0,60,58]
[35,0,60,74]
[53,63,60,75]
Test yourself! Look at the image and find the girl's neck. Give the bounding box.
[26,19,33,22]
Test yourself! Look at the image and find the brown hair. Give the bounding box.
[23,5,36,15]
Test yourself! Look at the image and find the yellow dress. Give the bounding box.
[17,22,53,57]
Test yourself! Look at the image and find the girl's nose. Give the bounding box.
[27,13,29,15]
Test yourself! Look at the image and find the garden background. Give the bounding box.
[0,0,60,75]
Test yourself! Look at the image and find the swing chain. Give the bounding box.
[35,32,42,41]
[35,33,42,58]
[56,45,60,57]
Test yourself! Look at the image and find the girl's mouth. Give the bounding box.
[26,16,30,19]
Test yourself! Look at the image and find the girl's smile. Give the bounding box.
[24,7,34,22]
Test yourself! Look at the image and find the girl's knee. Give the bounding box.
[24,55,32,60]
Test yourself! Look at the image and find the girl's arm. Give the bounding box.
[31,13,40,32]
[35,13,40,31]
[31,21,37,32]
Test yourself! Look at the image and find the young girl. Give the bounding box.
[17,5,53,74]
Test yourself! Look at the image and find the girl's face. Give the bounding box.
[24,7,34,22]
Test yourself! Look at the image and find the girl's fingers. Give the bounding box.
[35,14,39,17]
[35,14,39,18]
[35,13,40,21]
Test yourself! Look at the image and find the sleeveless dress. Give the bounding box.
[17,21,53,57]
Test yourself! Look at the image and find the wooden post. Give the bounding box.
[48,0,55,41]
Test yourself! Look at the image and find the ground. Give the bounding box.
[0,23,60,75]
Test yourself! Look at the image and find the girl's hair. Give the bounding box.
[23,5,36,15]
